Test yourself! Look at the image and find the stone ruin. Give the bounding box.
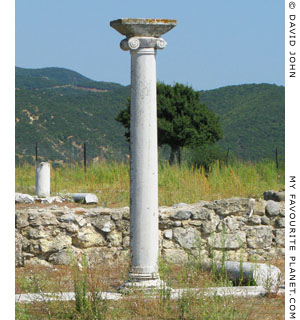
[15,193,285,268]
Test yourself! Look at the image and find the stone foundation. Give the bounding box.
[15,197,285,267]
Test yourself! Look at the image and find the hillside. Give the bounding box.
[15,67,130,165]
[15,67,284,164]
[200,84,285,161]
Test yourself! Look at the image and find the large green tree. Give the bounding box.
[116,82,223,164]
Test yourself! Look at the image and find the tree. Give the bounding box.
[116,82,223,164]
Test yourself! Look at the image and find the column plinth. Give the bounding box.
[110,18,177,288]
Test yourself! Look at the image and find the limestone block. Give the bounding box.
[59,223,79,234]
[28,213,42,227]
[201,215,220,235]
[208,231,246,250]
[225,250,245,261]
[25,258,53,267]
[274,229,285,247]
[253,199,267,216]
[248,215,262,225]
[263,190,276,201]
[188,220,202,227]
[92,215,115,233]
[275,218,285,228]
[48,247,80,265]
[173,227,200,249]
[174,221,182,227]
[122,209,130,220]
[122,236,130,248]
[264,190,285,202]
[74,216,87,228]
[162,249,189,264]
[27,227,48,240]
[40,213,58,226]
[107,230,123,247]
[111,211,123,221]
[217,216,239,232]
[159,220,174,230]
[15,212,29,229]
[265,200,281,217]
[15,231,24,267]
[274,191,285,202]
[207,198,250,217]
[37,196,63,204]
[162,239,175,249]
[39,234,72,253]
[191,207,215,220]
[159,211,171,220]
[15,193,35,204]
[170,210,192,220]
[279,202,285,217]
[163,229,173,240]
[58,213,77,224]
[261,216,270,225]
[189,248,210,265]
[83,247,117,265]
[118,222,130,236]
[118,250,130,262]
[29,242,41,255]
[72,193,98,204]
[246,226,273,249]
[72,227,105,248]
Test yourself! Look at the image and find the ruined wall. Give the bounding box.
[15,196,285,267]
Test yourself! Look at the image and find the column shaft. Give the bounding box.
[36,162,50,197]
[130,47,159,277]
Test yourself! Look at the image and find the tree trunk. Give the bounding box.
[169,147,176,165]
[177,147,181,166]
[169,146,181,165]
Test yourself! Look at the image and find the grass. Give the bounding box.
[15,159,284,207]
[15,159,285,318]
[15,257,285,320]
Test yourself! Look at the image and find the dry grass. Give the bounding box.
[15,259,285,320]
[15,160,284,207]
[15,160,285,318]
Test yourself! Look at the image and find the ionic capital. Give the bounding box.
[120,37,167,51]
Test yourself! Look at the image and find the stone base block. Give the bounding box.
[119,277,167,293]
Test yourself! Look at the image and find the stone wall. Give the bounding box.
[15,196,285,267]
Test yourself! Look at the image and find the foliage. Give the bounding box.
[200,84,285,161]
[15,67,130,165]
[183,144,228,170]
[116,82,223,164]
[72,255,108,319]
[16,67,285,164]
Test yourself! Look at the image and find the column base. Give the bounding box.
[118,273,168,293]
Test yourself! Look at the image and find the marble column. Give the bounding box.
[110,18,176,287]
[36,162,50,197]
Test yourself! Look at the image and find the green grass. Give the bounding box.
[15,257,285,320]
[15,159,284,207]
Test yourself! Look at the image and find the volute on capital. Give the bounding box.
[120,37,167,51]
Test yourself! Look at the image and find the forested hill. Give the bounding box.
[15,67,130,165]
[15,67,284,164]
[199,84,285,161]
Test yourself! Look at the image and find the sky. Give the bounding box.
[15,0,284,91]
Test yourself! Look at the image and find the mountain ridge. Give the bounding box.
[15,67,284,164]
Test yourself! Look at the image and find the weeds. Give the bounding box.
[15,258,284,319]
[71,255,108,319]
[15,159,284,207]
